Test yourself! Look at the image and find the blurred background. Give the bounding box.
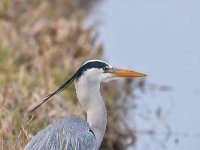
[0,0,200,150]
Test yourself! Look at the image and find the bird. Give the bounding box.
[24,59,146,150]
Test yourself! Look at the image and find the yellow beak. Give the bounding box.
[112,68,146,78]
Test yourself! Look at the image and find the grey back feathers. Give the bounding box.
[24,116,95,150]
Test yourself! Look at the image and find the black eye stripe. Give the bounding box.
[74,61,109,80]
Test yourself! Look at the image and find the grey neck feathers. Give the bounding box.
[75,78,107,150]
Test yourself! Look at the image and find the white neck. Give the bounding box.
[75,77,107,150]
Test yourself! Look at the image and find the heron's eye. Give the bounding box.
[103,66,110,72]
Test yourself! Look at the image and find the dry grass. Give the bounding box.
[0,0,136,149]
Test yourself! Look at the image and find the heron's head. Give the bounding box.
[74,60,146,83]
[30,59,146,112]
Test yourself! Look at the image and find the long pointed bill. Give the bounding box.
[29,75,75,112]
[113,68,146,78]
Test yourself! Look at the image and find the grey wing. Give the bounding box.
[24,116,95,150]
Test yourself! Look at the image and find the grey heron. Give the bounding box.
[24,60,146,150]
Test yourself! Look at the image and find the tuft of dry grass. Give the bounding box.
[0,0,136,149]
